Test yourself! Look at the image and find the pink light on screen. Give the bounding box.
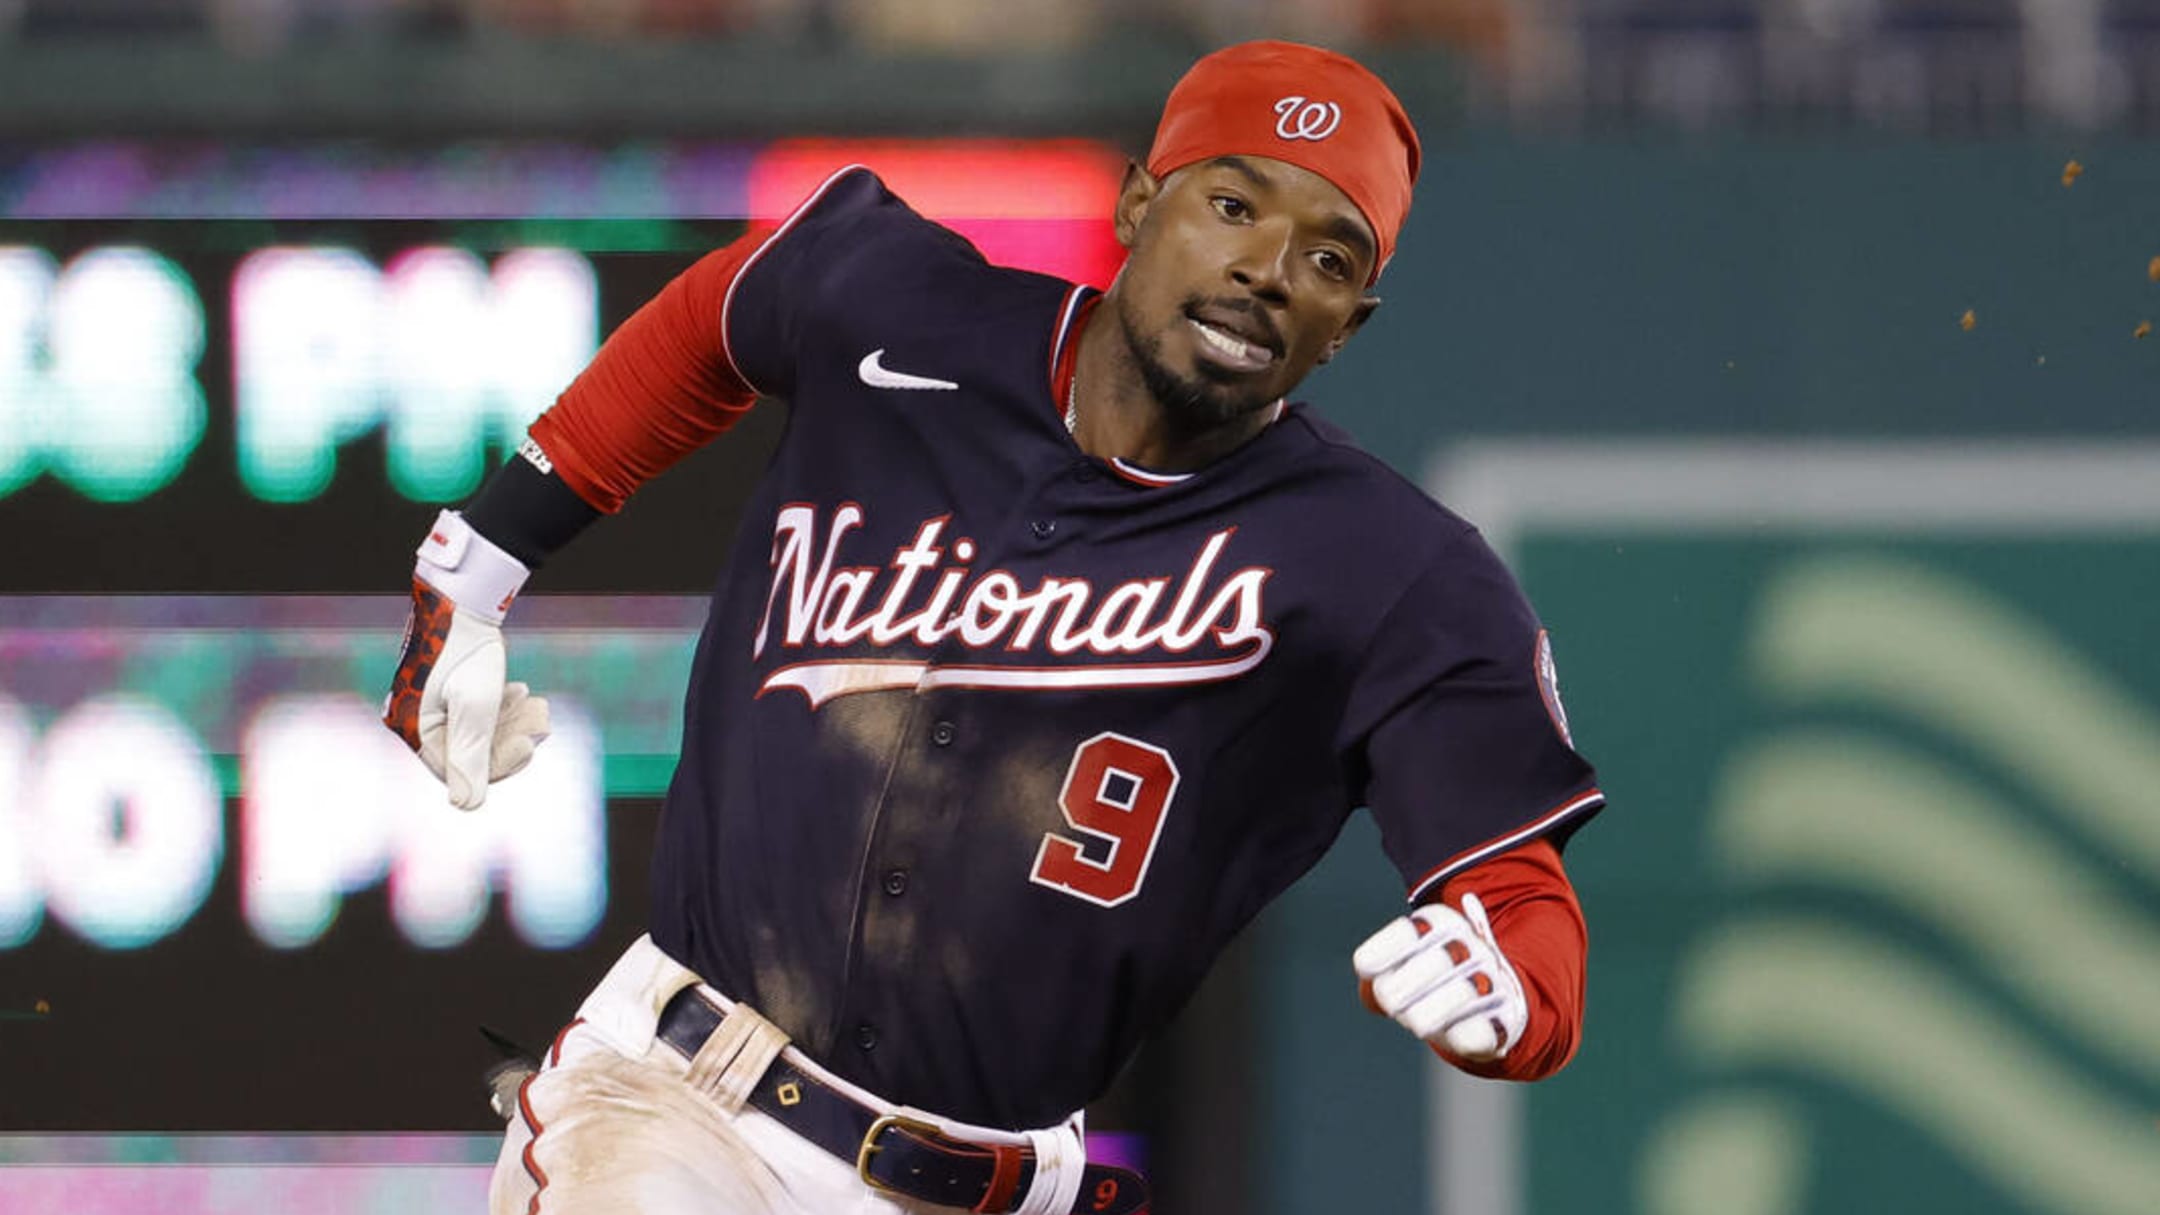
[748,140,1129,288]
[0,1132,1143,1212]
[0,1165,489,1214]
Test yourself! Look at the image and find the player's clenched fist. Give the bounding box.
[1353,895,1527,1062]
[382,511,550,810]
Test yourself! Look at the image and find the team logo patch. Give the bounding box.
[1535,629,1574,748]
[1273,96,1342,142]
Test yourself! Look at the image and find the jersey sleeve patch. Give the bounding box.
[1535,628,1574,749]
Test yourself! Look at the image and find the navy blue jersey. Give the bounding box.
[647,168,1602,1129]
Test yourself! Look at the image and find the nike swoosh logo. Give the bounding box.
[858,349,960,391]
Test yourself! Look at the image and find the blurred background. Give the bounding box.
[1,2,2157,1214]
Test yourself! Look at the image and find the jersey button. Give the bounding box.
[1071,466,1098,483]
[930,721,957,746]
[883,869,909,896]
[856,1022,878,1051]
[1029,520,1057,541]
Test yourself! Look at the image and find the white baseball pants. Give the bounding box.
[487,935,1089,1215]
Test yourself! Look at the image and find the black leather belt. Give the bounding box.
[657,988,1148,1214]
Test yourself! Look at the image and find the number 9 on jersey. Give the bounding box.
[1028,732,1180,908]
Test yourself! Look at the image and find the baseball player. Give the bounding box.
[384,40,1602,1215]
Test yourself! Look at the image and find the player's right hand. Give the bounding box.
[382,510,550,810]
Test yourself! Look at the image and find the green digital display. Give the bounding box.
[0,595,704,954]
[3,240,602,506]
[1,247,206,502]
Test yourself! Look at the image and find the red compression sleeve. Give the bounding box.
[526,224,775,512]
[1433,837,1586,1080]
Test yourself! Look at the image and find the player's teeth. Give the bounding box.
[1194,320,1269,365]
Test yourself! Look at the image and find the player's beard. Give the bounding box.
[1117,294,1280,432]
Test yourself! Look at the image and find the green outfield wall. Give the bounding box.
[1316,137,2160,446]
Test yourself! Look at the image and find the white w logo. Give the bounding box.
[1273,96,1342,141]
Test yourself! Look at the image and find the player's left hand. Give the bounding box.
[1352,894,1527,1062]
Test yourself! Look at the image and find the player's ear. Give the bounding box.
[1318,294,1381,365]
[1114,162,1162,248]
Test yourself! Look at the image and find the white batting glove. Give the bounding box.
[1353,894,1528,1062]
[382,511,551,810]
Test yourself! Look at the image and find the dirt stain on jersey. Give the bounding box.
[815,691,919,767]
[745,920,824,1047]
[800,686,1129,1007]
[974,735,1081,851]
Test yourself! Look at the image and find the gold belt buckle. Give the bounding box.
[856,1112,948,1193]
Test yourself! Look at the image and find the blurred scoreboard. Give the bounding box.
[0,137,1125,589]
[3,238,600,506]
[0,138,1124,1131]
